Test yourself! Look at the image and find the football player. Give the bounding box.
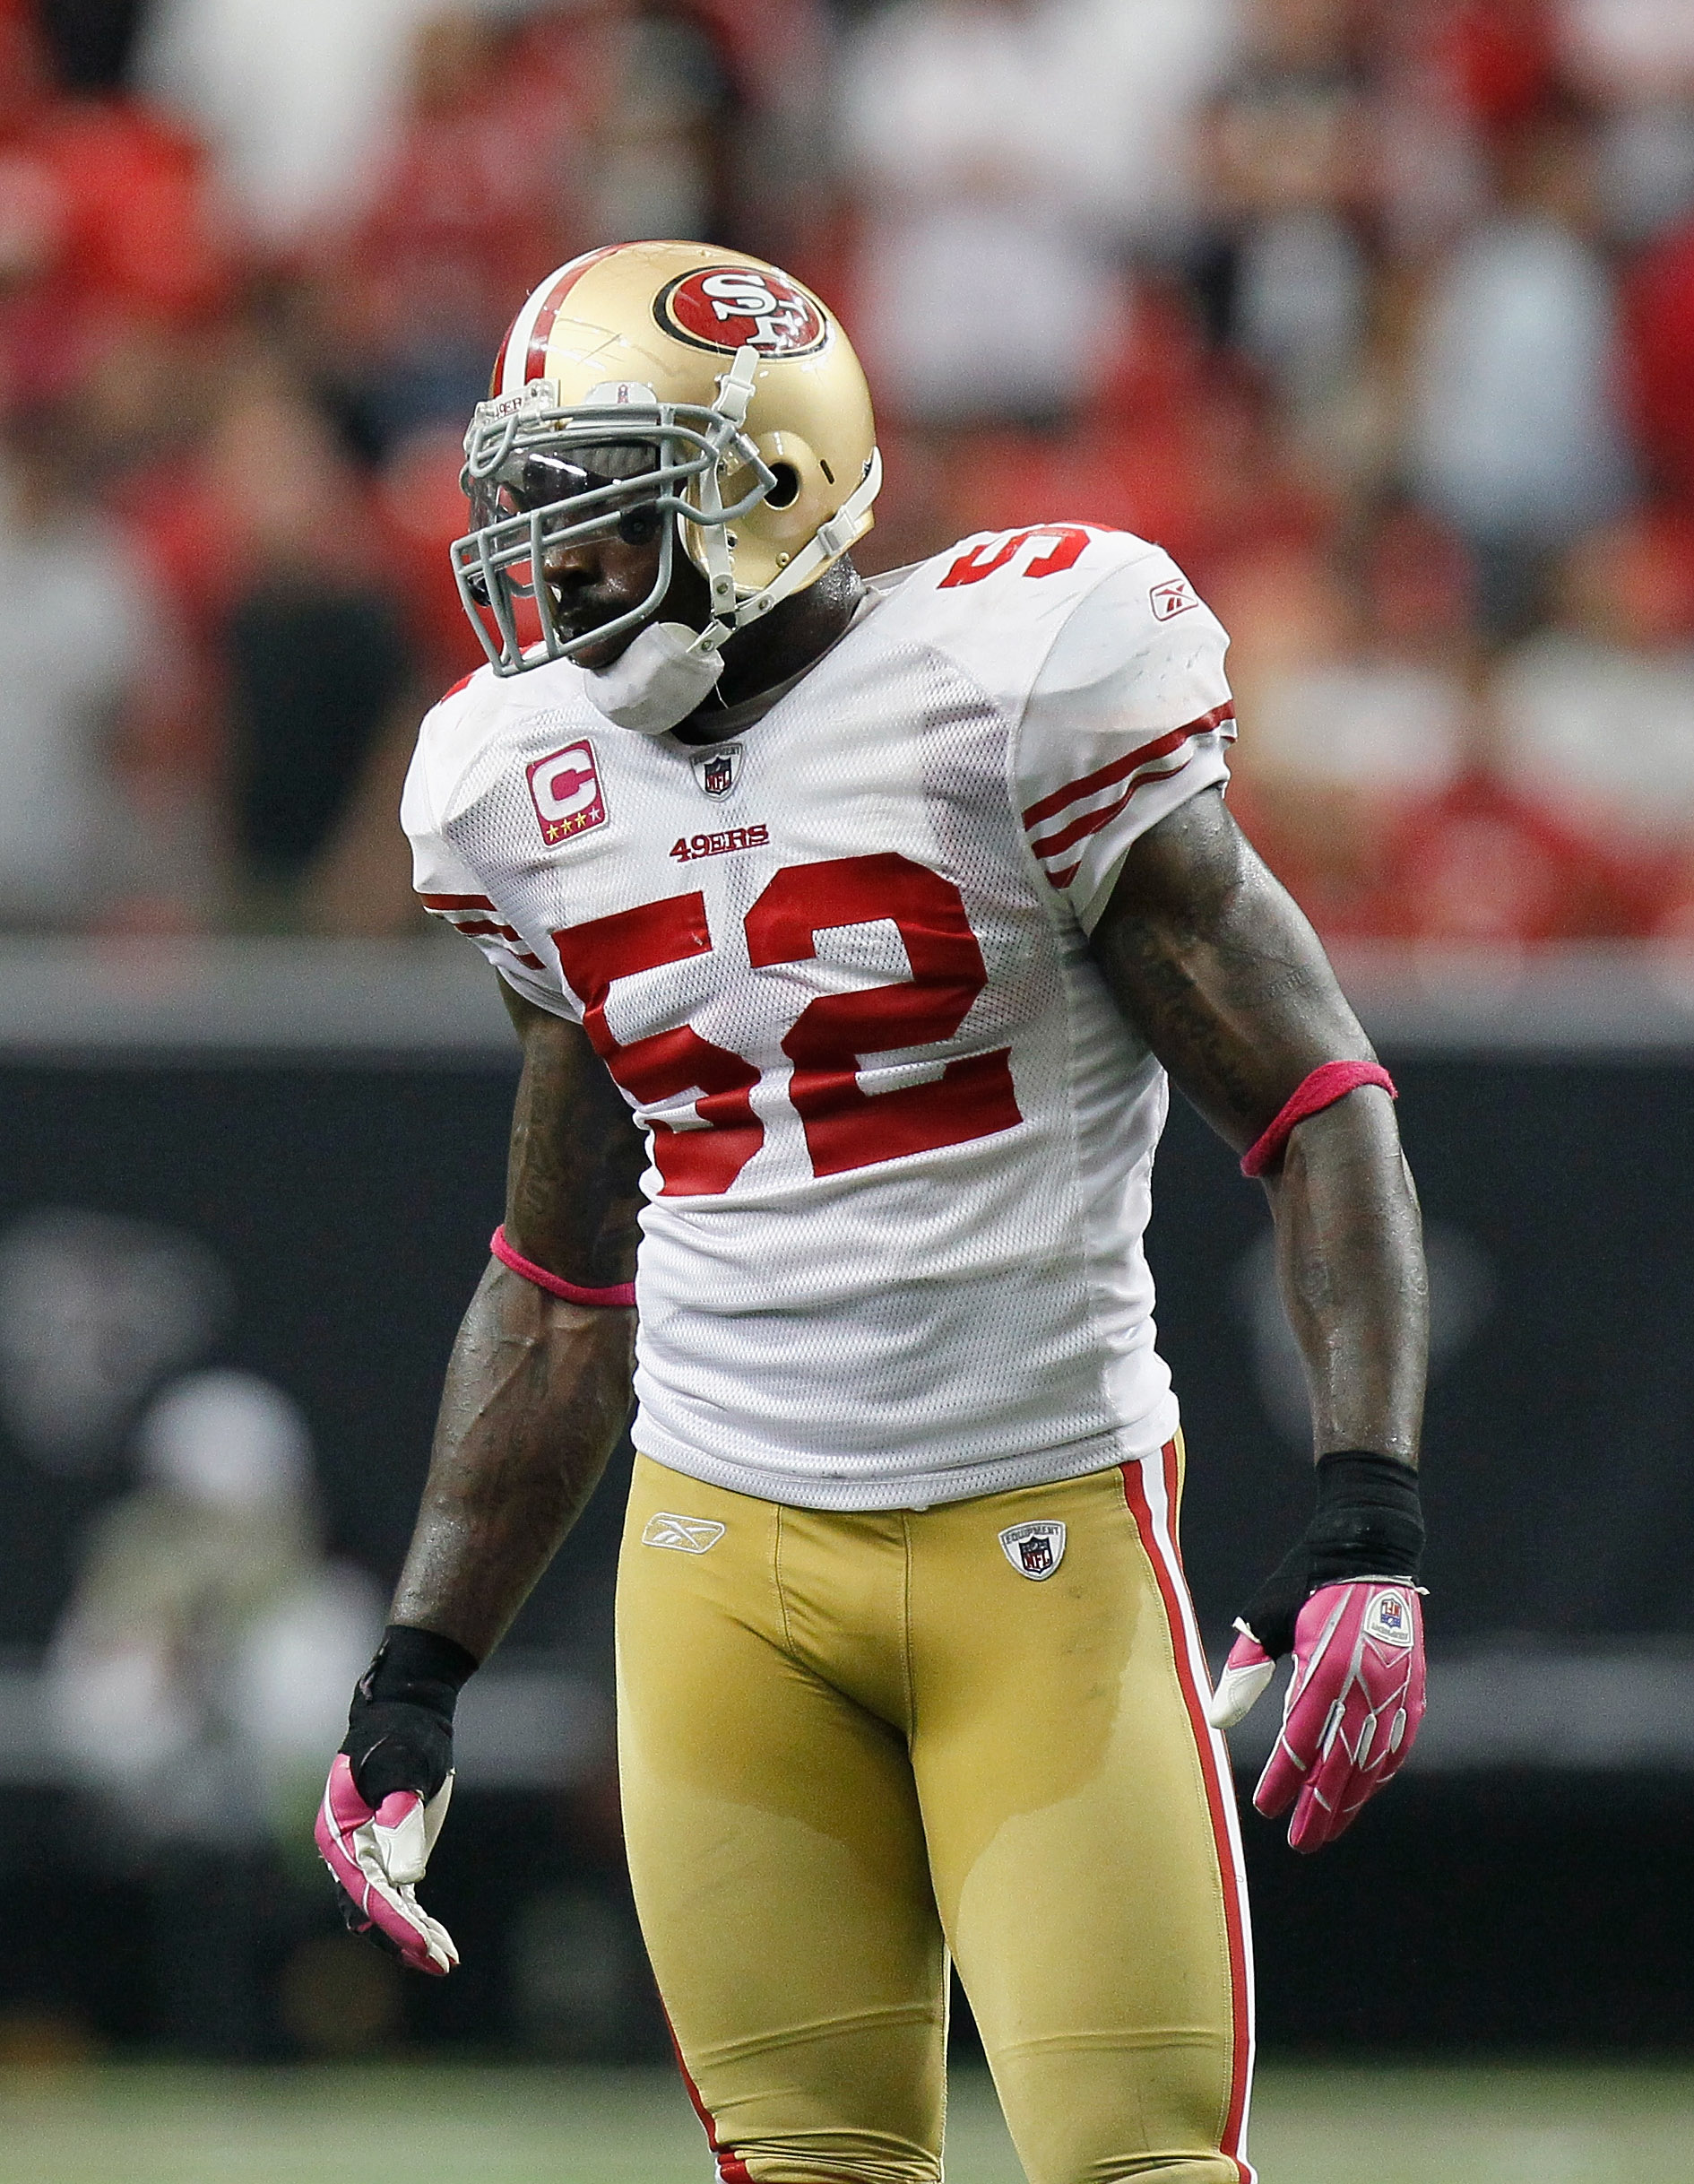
[318,243,1428,2184]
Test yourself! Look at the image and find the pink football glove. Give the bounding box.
[1208,1578,1425,1852]
[315,1754,459,1975]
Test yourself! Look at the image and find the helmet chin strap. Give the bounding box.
[582,618,728,736]
[585,347,882,737]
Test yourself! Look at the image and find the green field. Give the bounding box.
[0,2060,1684,2183]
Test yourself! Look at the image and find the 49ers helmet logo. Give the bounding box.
[657,266,828,358]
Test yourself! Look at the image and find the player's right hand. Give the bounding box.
[315,1623,479,1974]
[315,1756,459,1975]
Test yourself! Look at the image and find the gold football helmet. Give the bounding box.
[453,240,881,676]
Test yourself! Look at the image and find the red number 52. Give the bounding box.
[938,524,1095,589]
[552,853,1023,1195]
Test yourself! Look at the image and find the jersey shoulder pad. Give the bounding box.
[917,523,1166,605]
[402,667,574,1003]
[407,662,512,833]
[1007,533,1236,932]
[884,524,1178,689]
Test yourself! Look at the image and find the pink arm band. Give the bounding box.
[1240,1061,1396,1178]
[489,1225,635,1308]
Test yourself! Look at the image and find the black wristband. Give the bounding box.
[341,1624,480,1805]
[1238,1452,1422,1660]
[1308,1452,1423,1587]
[359,1624,480,1708]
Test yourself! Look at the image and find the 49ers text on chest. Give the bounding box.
[670,823,769,862]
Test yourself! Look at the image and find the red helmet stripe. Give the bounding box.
[488,317,514,395]
[519,245,627,389]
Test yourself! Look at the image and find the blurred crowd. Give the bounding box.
[3,0,1694,945]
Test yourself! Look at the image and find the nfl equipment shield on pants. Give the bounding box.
[616,1441,1255,2184]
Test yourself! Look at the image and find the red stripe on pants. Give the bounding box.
[663,2007,753,2181]
[1122,1444,1255,2184]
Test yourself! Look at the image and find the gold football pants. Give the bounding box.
[616,1444,1254,2184]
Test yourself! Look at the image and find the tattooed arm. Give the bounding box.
[1088,786,1426,1465]
[389,981,646,1659]
[316,984,644,1969]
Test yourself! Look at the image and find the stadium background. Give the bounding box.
[1,0,1692,2176]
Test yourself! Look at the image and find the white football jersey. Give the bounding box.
[404,524,1235,1510]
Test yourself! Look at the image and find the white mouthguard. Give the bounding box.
[583,620,726,736]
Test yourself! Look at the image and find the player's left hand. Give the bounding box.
[1210,1579,1424,1851]
[1204,1451,1426,1851]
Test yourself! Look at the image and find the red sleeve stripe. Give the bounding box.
[420,897,545,970]
[1027,725,1206,848]
[1027,741,1201,871]
[1021,702,1235,832]
[445,915,528,947]
[1026,748,1209,893]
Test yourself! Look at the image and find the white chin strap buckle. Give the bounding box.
[583,620,727,736]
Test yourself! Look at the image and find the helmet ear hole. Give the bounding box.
[765,462,801,510]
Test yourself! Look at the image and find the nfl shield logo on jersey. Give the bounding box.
[999,1521,1066,1580]
[691,742,743,799]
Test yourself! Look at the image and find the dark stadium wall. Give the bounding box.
[4,1053,1691,1653]
[0,1052,1691,2052]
